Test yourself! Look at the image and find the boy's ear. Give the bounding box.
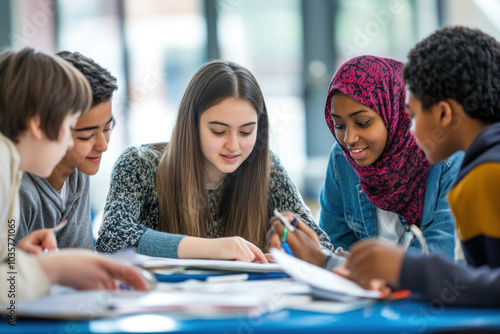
[28,116,44,140]
[435,100,453,128]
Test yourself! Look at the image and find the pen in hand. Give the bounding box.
[53,220,68,233]
[280,228,294,256]
[43,220,67,253]
[273,209,296,232]
[273,209,298,257]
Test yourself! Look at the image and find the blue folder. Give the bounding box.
[154,271,288,283]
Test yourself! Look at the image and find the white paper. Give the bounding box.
[157,277,311,295]
[7,289,310,319]
[270,248,382,301]
[15,290,115,319]
[137,256,283,273]
[108,248,283,273]
[287,299,376,314]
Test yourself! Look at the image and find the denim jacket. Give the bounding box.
[319,143,464,259]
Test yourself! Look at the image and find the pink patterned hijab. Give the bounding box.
[324,55,430,226]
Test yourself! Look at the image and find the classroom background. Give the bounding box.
[1,0,499,235]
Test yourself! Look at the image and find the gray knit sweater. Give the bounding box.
[96,143,333,257]
[16,169,94,250]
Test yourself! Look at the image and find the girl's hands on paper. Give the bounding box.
[37,249,150,291]
[346,239,404,289]
[266,212,326,267]
[178,236,268,263]
[17,229,57,254]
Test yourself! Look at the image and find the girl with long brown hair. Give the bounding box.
[96,60,332,261]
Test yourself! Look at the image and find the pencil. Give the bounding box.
[53,220,68,232]
[273,209,296,232]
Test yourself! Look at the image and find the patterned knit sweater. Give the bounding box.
[96,143,333,257]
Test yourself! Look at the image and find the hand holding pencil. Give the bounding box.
[17,220,67,254]
[272,209,297,256]
[266,211,327,267]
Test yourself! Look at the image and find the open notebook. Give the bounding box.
[270,248,382,302]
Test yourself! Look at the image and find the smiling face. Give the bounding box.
[60,100,113,175]
[330,92,388,166]
[199,97,258,187]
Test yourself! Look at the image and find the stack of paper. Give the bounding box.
[157,277,311,295]
[9,290,310,319]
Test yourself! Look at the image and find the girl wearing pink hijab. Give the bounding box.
[267,56,462,270]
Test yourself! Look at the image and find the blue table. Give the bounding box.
[2,299,500,333]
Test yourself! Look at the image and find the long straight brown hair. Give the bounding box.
[156,60,270,250]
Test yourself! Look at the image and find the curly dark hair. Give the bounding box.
[56,51,117,107]
[403,26,500,124]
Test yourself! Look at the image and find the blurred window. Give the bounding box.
[217,0,307,185]
[335,0,416,65]
[124,0,205,145]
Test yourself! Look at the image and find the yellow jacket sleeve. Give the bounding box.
[448,162,500,241]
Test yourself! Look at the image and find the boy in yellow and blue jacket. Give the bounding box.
[347,26,500,307]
